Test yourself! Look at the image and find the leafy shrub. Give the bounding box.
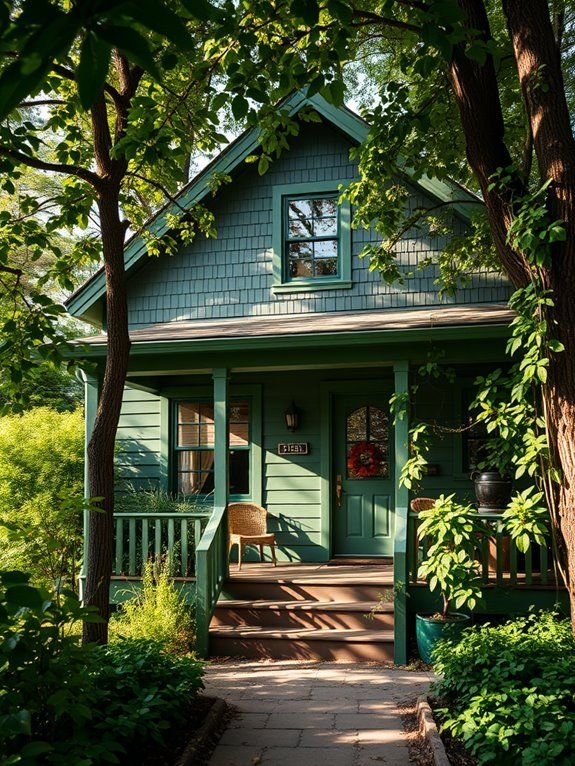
[433,612,575,765]
[0,570,110,766]
[0,570,204,765]
[0,408,84,590]
[110,559,196,654]
[93,639,204,758]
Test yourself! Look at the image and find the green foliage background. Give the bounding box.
[0,407,84,589]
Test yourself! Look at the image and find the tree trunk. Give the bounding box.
[82,186,130,644]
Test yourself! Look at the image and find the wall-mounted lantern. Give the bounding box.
[284,401,301,432]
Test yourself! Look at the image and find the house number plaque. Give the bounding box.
[277,442,310,455]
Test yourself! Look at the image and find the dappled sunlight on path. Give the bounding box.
[205,661,434,765]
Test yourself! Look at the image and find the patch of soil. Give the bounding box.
[429,697,477,766]
[398,697,433,766]
[140,695,228,766]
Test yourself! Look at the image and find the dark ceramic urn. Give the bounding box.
[472,470,512,513]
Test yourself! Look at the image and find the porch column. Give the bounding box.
[213,368,229,578]
[79,370,99,602]
[212,368,229,510]
[393,361,410,665]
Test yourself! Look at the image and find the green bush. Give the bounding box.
[110,559,196,654]
[433,612,575,765]
[0,571,204,765]
[0,408,84,590]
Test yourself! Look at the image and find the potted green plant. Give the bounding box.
[416,494,483,663]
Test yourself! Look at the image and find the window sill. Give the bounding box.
[272,280,353,294]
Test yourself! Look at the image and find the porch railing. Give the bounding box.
[112,512,212,578]
[407,511,553,587]
[195,503,228,657]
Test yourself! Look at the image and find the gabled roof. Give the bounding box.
[65,90,482,325]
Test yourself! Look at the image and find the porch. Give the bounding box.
[76,303,565,661]
[109,508,564,662]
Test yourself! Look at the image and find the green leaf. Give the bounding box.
[291,0,319,25]
[77,33,112,110]
[180,0,222,21]
[121,0,195,51]
[5,584,46,609]
[231,94,249,120]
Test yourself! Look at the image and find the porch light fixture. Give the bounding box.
[284,401,301,432]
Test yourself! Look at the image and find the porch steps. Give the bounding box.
[209,565,395,661]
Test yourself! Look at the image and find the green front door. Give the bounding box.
[333,394,394,556]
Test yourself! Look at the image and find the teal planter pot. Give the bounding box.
[416,613,471,664]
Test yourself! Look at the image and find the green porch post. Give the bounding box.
[393,361,410,665]
[79,371,99,602]
[212,368,229,572]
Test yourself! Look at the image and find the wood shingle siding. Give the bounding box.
[122,122,509,330]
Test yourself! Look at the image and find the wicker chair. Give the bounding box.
[410,498,436,567]
[410,497,436,514]
[227,502,277,570]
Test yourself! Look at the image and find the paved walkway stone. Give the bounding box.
[204,661,434,765]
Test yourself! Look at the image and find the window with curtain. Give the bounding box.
[175,400,250,497]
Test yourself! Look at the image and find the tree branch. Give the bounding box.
[126,171,188,213]
[51,63,124,111]
[0,147,101,188]
[351,9,421,33]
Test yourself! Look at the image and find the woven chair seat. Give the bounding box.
[410,497,436,513]
[228,502,277,570]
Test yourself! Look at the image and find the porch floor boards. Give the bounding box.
[210,561,395,662]
[228,561,394,584]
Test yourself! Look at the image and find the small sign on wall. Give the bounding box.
[277,442,310,456]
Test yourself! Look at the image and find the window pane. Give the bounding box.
[347,407,367,442]
[289,258,313,278]
[229,424,249,446]
[288,241,313,258]
[314,216,337,236]
[178,424,199,447]
[369,407,389,442]
[177,450,214,495]
[230,450,250,494]
[314,239,338,257]
[288,217,313,238]
[178,402,200,424]
[199,423,215,446]
[230,403,249,422]
[314,258,337,277]
[288,198,313,219]
[199,403,214,423]
[312,197,337,217]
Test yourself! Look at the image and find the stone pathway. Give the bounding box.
[204,661,434,765]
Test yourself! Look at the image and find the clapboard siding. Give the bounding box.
[127,121,510,329]
[262,374,324,559]
[115,388,162,490]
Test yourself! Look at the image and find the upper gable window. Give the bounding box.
[272,181,352,292]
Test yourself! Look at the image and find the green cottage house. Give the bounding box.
[67,92,560,662]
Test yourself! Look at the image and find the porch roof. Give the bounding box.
[80,303,513,348]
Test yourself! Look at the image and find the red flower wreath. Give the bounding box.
[347,441,384,478]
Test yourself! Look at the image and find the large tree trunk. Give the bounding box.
[448,0,575,627]
[82,186,130,644]
[503,0,575,628]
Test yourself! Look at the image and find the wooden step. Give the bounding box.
[209,626,395,662]
[211,600,394,630]
[222,580,392,603]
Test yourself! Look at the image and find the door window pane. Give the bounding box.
[346,405,389,479]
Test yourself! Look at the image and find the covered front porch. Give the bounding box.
[76,303,565,660]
